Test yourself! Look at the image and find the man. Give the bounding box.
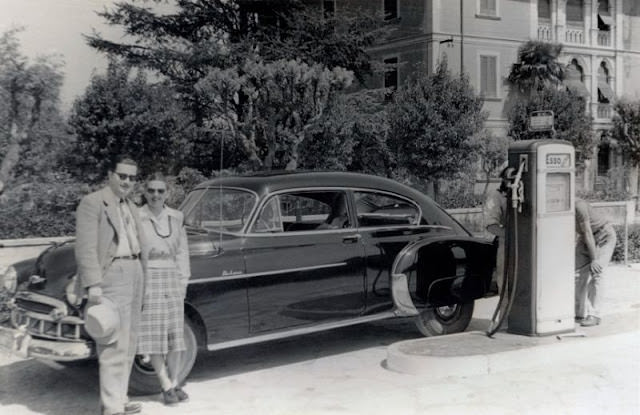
[575,198,616,327]
[75,156,147,415]
[483,167,510,293]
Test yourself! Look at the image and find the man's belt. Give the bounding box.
[113,253,140,261]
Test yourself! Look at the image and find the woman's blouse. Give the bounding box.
[139,205,191,285]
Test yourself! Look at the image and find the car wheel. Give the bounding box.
[128,317,199,396]
[415,301,474,337]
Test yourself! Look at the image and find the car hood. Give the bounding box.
[23,242,77,299]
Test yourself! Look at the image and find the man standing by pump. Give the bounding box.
[575,198,616,327]
[75,155,147,415]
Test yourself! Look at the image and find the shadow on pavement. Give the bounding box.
[0,357,99,415]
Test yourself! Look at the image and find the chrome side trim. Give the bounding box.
[189,262,348,284]
[391,273,420,316]
[206,311,398,351]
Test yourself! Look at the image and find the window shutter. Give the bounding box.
[480,56,497,97]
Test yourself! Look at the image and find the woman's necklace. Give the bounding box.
[150,211,172,238]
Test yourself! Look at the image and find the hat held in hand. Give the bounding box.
[84,297,119,345]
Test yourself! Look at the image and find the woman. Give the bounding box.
[137,172,190,405]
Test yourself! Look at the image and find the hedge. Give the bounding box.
[612,224,640,263]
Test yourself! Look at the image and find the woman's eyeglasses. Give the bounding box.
[146,188,166,194]
[115,172,137,182]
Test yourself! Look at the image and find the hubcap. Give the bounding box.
[435,304,459,321]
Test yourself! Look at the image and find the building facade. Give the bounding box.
[321,0,640,193]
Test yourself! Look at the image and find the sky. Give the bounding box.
[0,0,126,111]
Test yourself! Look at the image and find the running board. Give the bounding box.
[207,311,399,352]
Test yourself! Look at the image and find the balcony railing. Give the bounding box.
[565,27,585,44]
[597,30,611,47]
[596,103,612,119]
[538,23,553,41]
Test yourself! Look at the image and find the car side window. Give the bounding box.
[252,196,284,233]
[254,191,352,233]
[354,191,420,227]
[184,188,256,233]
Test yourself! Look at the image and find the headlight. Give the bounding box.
[2,266,17,293]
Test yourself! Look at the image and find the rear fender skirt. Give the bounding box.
[390,236,495,316]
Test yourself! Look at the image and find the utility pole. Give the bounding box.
[460,0,464,74]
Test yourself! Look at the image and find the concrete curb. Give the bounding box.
[387,315,640,378]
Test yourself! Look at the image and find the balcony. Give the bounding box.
[565,26,585,44]
[597,30,611,47]
[538,23,553,41]
[595,103,613,120]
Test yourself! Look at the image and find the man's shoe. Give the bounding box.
[574,316,584,322]
[173,386,189,402]
[580,315,601,327]
[162,388,179,406]
[124,402,142,415]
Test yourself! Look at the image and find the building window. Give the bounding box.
[597,0,612,31]
[597,62,614,104]
[566,0,584,23]
[384,57,398,101]
[538,0,551,19]
[597,142,611,176]
[480,55,498,98]
[479,0,497,16]
[384,0,398,20]
[565,59,590,99]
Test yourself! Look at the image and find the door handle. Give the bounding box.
[342,234,361,244]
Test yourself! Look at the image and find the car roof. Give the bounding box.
[195,171,427,199]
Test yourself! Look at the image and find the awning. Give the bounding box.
[565,79,590,98]
[597,78,615,101]
[598,13,613,27]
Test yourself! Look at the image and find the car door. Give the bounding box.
[243,189,366,333]
[181,187,253,343]
[353,190,429,313]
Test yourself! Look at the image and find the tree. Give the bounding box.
[194,58,353,171]
[507,40,564,96]
[611,98,640,196]
[507,86,595,165]
[386,60,486,197]
[475,131,510,196]
[254,4,388,84]
[0,28,68,185]
[86,0,384,122]
[299,89,390,175]
[68,60,189,182]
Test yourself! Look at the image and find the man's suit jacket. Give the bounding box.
[75,187,148,292]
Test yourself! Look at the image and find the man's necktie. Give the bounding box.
[119,199,140,255]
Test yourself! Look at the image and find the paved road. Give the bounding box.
[0,264,638,415]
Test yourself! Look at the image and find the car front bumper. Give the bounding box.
[0,325,92,361]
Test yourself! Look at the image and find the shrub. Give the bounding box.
[0,173,92,238]
[612,224,640,263]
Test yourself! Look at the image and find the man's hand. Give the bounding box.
[87,286,103,304]
[590,260,603,275]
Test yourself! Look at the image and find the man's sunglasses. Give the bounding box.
[115,172,137,182]
[146,188,166,194]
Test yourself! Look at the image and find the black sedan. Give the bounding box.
[0,171,496,394]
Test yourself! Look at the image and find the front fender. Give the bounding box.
[390,236,496,316]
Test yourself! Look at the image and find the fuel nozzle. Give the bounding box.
[505,159,526,212]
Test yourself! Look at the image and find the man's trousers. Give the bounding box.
[96,259,144,415]
[575,225,616,319]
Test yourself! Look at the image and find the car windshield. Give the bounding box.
[183,187,257,233]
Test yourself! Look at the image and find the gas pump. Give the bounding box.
[487,139,576,337]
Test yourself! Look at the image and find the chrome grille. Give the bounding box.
[11,307,84,341]
[14,298,55,314]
